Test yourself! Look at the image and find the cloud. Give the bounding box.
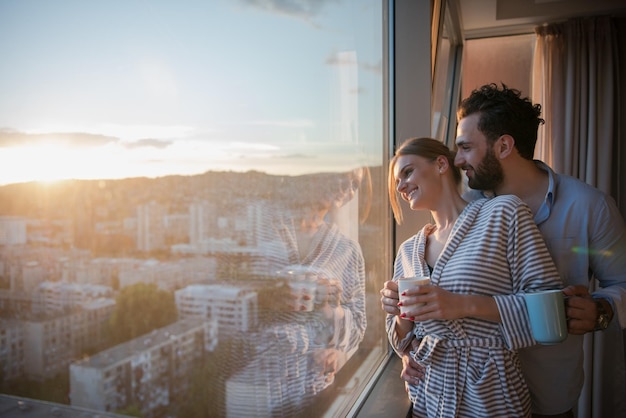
[325,53,382,75]
[360,59,382,75]
[0,128,118,148]
[325,52,356,66]
[228,142,280,151]
[0,128,175,151]
[124,138,173,149]
[238,0,339,22]
[246,119,314,128]
[277,153,315,159]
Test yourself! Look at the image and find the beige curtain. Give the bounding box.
[532,16,625,418]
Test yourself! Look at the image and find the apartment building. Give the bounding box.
[0,302,115,382]
[69,318,214,417]
[37,281,113,313]
[0,319,25,381]
[0,289,38,318]
[175,283,257,336]
[136,201,166,252]
[22,298,115,381]
[188,200,217,246]
[118,257,216,291]
[0,217,26,246]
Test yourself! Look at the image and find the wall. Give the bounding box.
[617,17,626,218]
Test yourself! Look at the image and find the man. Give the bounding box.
[398,83,626,417]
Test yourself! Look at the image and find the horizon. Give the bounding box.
[0,161,384,189]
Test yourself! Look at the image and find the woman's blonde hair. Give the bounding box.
[388,137,461,224]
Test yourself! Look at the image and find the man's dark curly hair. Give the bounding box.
[457,83,545,160]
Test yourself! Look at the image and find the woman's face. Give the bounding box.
[393,154,440,211]
[333,169,362,208]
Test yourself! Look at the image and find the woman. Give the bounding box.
[380,137,563,418]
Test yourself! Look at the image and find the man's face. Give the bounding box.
[454,113,504,191]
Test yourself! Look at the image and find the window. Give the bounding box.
[0,1,389,417]
[431,10,534,147]
[432,0,463,147]
[461,34,535,100]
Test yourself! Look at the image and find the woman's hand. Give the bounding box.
[398,284,500,322]
[380,280,401,316]
[316,277,343,307]
[380,279,415,337]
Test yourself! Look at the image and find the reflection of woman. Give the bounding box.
[271,169,368,377]
[228,169,368,416]
[379,138,563,418]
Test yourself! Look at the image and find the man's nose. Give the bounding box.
[454,153,464,167]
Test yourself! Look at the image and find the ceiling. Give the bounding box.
[457,0,626,38]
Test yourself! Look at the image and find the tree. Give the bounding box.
[108,282,177,345]
[173,338,247,418]
[116,404,143,417]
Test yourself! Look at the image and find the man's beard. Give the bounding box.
[467,148,504,191]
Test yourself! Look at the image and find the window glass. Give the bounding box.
[432,24,452,140]
[432,0,463,147]
[0,1,387,416]
[461,34,535,99]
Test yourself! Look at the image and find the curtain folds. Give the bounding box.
[533,16,617,195]
[532,16,626,418]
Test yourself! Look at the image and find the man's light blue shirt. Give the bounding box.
[533,161,626,319]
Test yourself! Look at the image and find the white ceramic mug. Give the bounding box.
[397,276,431,315]
[289,279,317,311]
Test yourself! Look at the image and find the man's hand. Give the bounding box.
[562,285,608,334]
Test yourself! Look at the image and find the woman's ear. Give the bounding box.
[436,155,449,173]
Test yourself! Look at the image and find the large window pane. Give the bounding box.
[432,0,463,147]
[461,34,535,99]
[0,1,387,417]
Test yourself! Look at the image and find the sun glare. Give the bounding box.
[0,139,219,186]
[5,144,109,185]
[36,177,65,186]
[1,143,73,184]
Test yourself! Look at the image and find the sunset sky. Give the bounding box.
[0,0,383,185]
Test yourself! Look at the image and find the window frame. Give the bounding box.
[350,1,464,415]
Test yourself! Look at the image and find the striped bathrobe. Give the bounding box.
[387,195,563,418]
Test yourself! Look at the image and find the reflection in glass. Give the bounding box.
[221,170,370,416]
[0,1,386,417]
